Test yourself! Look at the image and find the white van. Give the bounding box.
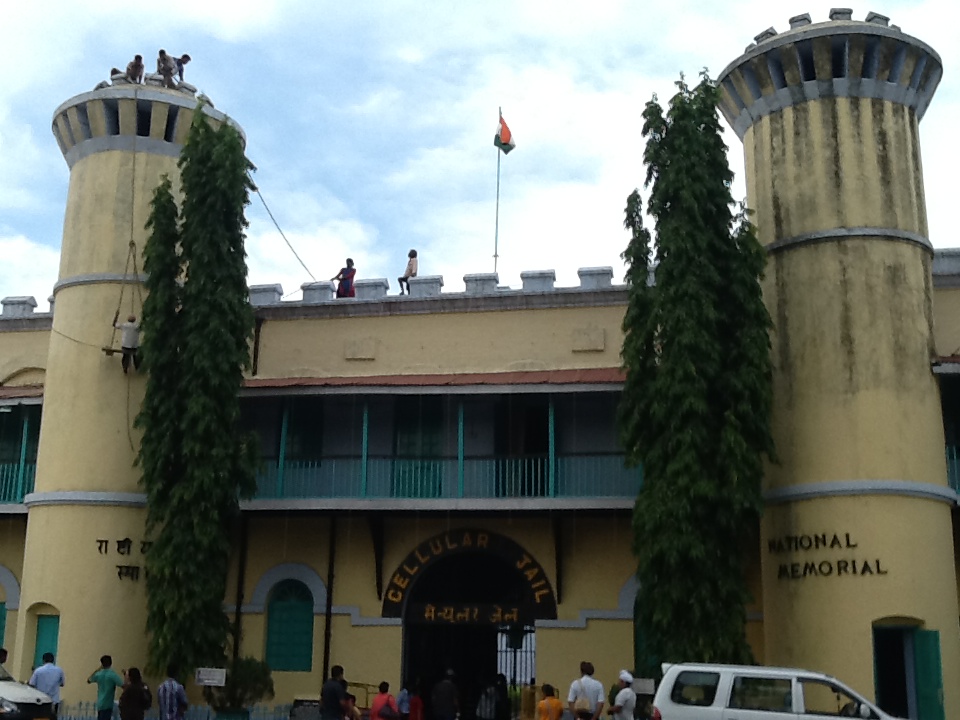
[0,665,54,720]
[651,663,901,719]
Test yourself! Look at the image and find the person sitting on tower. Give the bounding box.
[113,312,141,373]
[156,50,178,88]
[175,54,191,82]
[110,55,144,84]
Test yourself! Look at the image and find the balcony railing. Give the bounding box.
[254,453,641,501]
[0,461,36,504]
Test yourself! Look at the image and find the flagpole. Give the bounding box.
[494,106,501,273]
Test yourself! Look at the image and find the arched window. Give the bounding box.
[265,580,313,672]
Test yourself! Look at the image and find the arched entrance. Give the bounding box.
[383,529,557,720]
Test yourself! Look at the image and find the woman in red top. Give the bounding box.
[332,258,357,298]
[370,682,400,720]
[408,688,424,720]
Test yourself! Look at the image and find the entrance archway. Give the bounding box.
[383,529,557,720]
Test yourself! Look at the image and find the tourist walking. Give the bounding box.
[119,668,152,720]
[567,662,604,720]
[606,671,635,720]
[157,664,188,720]
[537,685,563,720]
[431,670,458,720]
[494,674,509,720]
[476,678,497,720]
[370,681,400,720]
[29,653,65,719]
[397,679,412,720]
[87,655,124,720]
[320,665,348,720]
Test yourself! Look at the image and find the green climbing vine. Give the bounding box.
[138,108,258,674]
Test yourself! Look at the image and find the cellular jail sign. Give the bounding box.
[768,532,889,580]
[381,529,558,620]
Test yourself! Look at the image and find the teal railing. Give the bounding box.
[0,461,35,504]
[948,445,959,493]
[254,454,640,501]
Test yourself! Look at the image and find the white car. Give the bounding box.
[652,663,901,719]
[0,665,54,720]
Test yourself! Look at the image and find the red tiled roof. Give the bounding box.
[245,367,625,389]
[0,384,43,399]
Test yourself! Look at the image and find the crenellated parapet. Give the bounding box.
[51,85,241,169]
[717,8,942,139]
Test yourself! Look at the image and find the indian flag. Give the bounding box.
[494,115,516,154]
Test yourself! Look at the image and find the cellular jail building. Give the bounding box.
[0,9,959,720]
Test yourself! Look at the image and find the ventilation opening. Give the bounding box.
[741,65,762,101]
[888,44,907,83]
[102,99,120,136]
[908,54,927,90]
[797,40,816,81]
[136,100,151,137]
[831,36,849,78]
[919,64,942,95]
[58,113,76,147]
[164,104,180,143]
[862,36,881,79]
[721,78,746,112]
[767,52,787,90]
[75,103,92,141]
[52,123,68,155]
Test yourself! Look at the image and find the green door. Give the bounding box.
[34,616,59,669]
[0,602,6,648]
[914,628,945,720]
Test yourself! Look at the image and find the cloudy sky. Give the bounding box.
[1,0,956,304]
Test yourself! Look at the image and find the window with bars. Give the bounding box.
[265,580,314,672]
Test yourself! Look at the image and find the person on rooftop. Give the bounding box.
[332,258,356,298]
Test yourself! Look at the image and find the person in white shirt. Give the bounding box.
[606,671,636,720]
[567,661,604,720]
[398,249,419,295]
[114,313,141,373]
[29,653,66,718]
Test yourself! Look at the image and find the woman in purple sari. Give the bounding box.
[332,258,356,298]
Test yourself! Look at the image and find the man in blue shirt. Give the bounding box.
[30,653,65,717]
[158,664,188,720]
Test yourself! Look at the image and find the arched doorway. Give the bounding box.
[383,529,557,720]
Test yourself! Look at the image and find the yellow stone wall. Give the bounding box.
[0,330,49,387]
[744,97,928,246]
[761,496,959,698]
[0,518,27,658]
[11,88,197,693]
[761,240,944,490]
[933,287,960,357]
[254,305,625,379]
[741,60,960,717]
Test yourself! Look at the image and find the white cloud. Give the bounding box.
[0,236,61,306]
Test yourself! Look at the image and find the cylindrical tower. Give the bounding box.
[718,9,956,717]
[13,81,239,690]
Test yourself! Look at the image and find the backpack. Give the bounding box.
[573,681,592,715]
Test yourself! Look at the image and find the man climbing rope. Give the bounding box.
[113,312,141,373]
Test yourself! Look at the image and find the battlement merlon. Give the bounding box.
[51,85,245,169]
[717,10,943,140]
